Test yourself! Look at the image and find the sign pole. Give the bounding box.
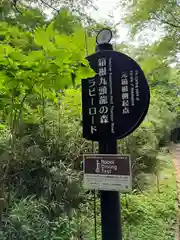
[82,28,150,240]
[99,140,122,240]
[96,34,122,240]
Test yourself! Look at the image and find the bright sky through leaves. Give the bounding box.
[87,0,163,45]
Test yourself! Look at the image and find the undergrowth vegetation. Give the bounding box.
[0,0,179,239]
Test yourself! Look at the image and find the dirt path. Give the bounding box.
[171,143,180,240]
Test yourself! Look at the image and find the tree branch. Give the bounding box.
[11,0,22,14]
[152,12,180,29]
[169,12,180,24]
[39,0,60,13]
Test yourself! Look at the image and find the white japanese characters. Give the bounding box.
[89,107,96,116]
[99,95,108,105]
[100,115,109,124]
[88,78,97,134]
[83,154,132,192]
[82,50,150,141]
[98,58,106,67]
[99,77,107,85]
[99,85,108,95]
[121,69,141,114]
[87,57,142,137]
[98,58,110,126]
[121,72,130,115]
[99,67,107,77]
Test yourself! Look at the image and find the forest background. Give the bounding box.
[0,0,179,239]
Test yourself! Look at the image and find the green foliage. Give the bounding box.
[53,8,82,35]
[57,87,177,184]
[121,157,176,240]
[0,197,92,239]
[0,20,94,125]
[15,8,46,30]
[0,6,96,238]
[0,98,92,239]
[0,1,178,239]
[119,90,177,184]
[122,0,180,64]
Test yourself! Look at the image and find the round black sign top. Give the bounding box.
[81,50,150,141]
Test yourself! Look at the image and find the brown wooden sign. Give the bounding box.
[83,154,132,192]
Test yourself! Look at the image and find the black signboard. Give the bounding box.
[82,50,150,141]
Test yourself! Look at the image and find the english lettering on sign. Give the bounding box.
[82,50,150,141]
[83,154,132,192]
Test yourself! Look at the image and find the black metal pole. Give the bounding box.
[99,140,122,240]
[96,41,122,240]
